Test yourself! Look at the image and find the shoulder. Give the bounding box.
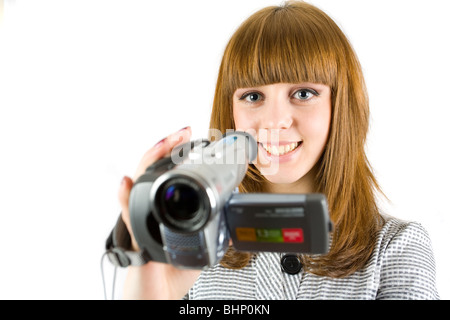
[377,215,435,263]
[374,214,439,299]
[378,215,432,249]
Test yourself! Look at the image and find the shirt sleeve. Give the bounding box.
[376,222,439,300]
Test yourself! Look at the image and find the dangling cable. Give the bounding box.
[101,252,117,300]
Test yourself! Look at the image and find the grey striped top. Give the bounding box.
[187,216,439,299]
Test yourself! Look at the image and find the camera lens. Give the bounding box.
[155,177,210,232]
[163,184,200,220]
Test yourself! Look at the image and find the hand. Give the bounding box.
[117,126,202,299]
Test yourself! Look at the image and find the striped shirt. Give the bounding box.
[187,216,439,299]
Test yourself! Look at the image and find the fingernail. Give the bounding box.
[178,126,190,132]
[120,176,127,186]
[153,138,166,148]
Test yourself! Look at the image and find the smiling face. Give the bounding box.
[233,82,331,191]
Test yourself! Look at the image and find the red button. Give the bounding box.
[282,228,304,243]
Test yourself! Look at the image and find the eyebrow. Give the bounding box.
[235,83,327,92]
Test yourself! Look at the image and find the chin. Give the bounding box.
[258,166,306,185]
[263,175,301,184]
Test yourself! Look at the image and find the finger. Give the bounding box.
[133,126,192,181]
[132,137,168,182]
[166,126,192,149]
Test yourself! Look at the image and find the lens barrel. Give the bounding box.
[162,183,200,221]
[154,176,210,232]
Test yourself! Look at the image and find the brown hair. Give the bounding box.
[209,1,384,277]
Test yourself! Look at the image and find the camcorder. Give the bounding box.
[106,131,332,269]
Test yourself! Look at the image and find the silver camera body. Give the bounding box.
[129,131,257,269]
[128,131,331,269]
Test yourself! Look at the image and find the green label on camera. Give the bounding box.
[255,228,284,242]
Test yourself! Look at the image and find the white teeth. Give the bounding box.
[261,142,300,156]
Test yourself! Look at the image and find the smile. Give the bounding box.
[259,141,302,156]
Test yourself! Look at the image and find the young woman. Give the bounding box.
[117,1,439,299]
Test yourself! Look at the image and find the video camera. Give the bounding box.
[106,131,331,269]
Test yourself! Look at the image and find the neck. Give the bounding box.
[263,166,318,194]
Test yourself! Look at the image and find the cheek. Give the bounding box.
[233,108,257,131]
[299,109,331,143]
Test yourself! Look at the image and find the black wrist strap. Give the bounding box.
[105,215,151,267]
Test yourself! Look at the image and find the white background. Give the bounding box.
[0,0,449,299]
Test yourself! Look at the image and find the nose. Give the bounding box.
[261,97,293,130]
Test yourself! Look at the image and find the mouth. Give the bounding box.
[258,141,303,157]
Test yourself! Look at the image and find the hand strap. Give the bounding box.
[105,215,151,267]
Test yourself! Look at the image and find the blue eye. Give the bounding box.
[294,89,318,100]
[241,92,263,103]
